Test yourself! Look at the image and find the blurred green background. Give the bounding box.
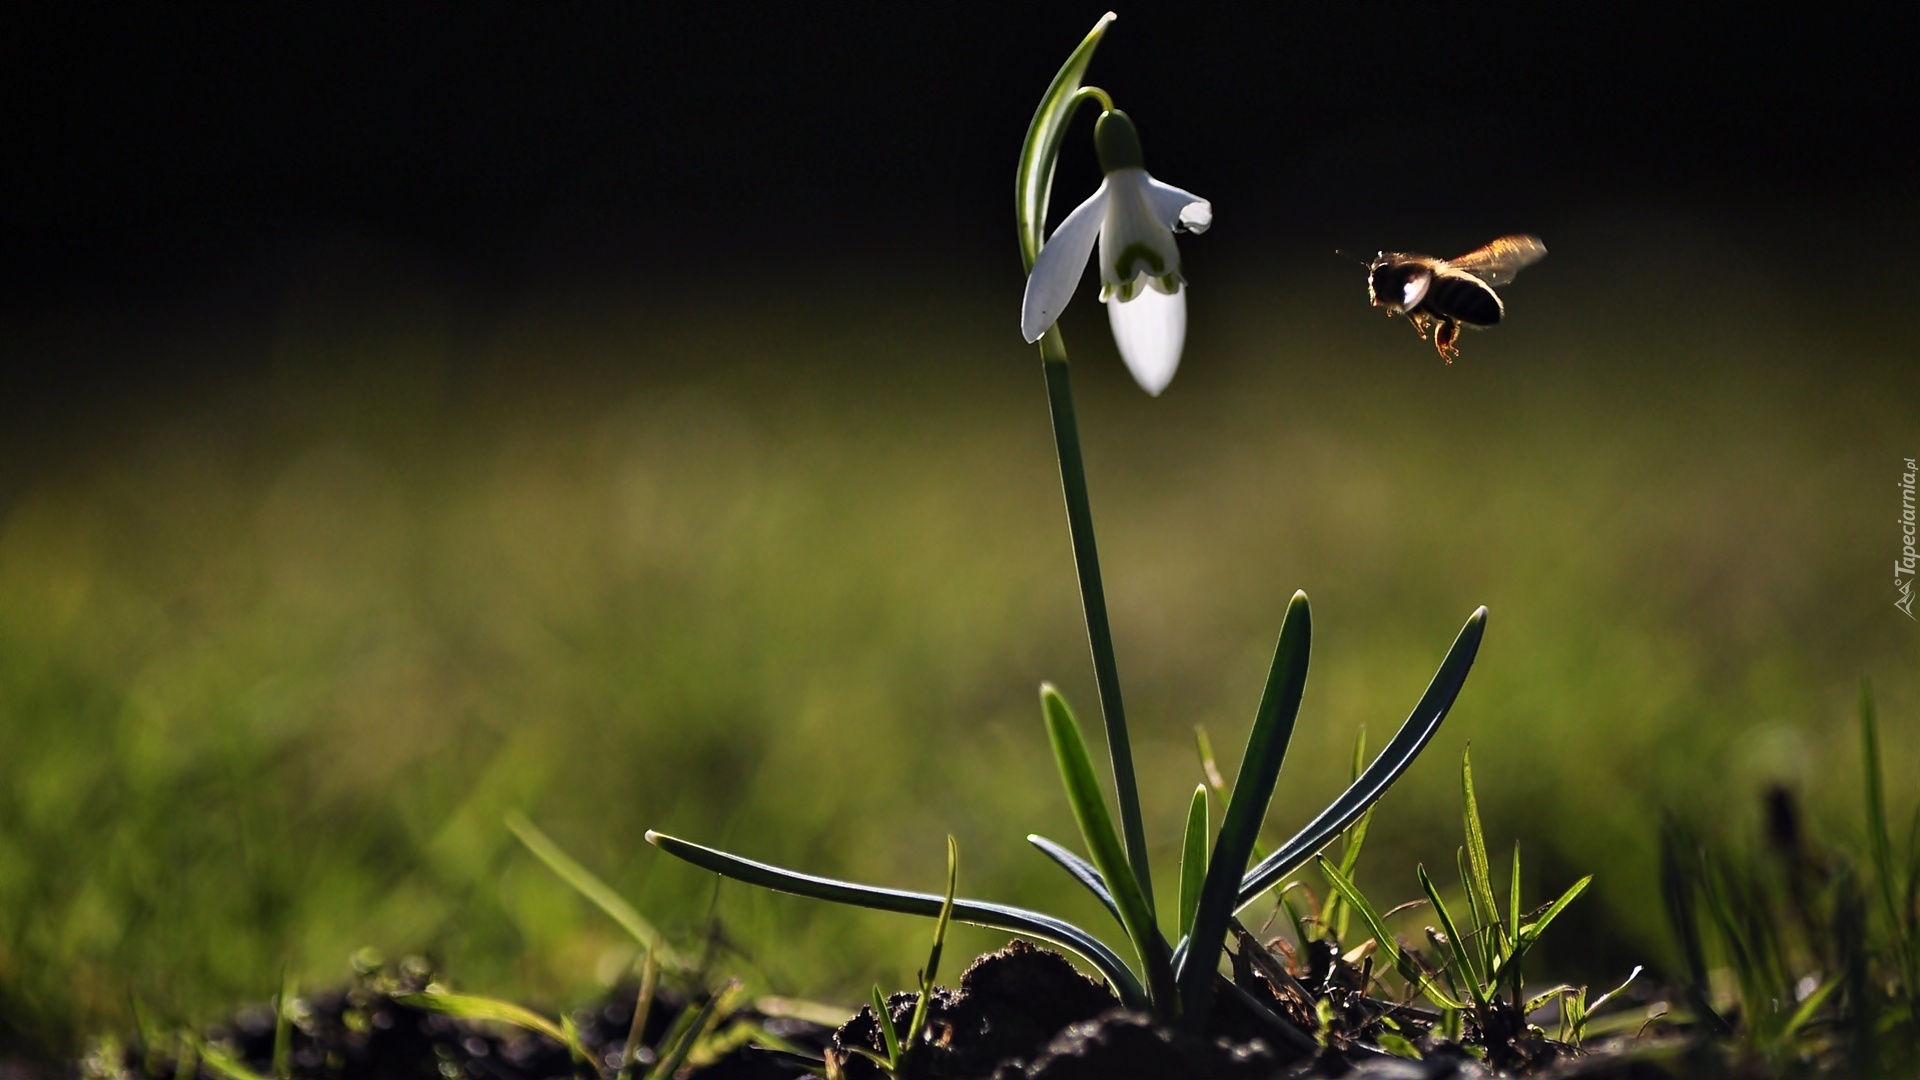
[2,207,1914,1055]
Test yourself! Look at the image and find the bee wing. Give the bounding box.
[1446,235,1547,287]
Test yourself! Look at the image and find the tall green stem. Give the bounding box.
[1038,329,1152,911]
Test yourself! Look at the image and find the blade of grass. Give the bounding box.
[508,811,686,970]
[903,837,958,1058]
[1860,680,1911,981]
[1696,850,1766,1024]
[617,949,660,1080]
[1509,842,1523,956]
[1198,725,1267,864]
[193,1038,269,1080]
[1492,874,1592,986]
[272,969,295,1080]
[1238,608,1487,909]
[1571,965,1642,1041]
[648,982,736,1080]
[1179,785,1209,938]
[645,830,1147,1007]
[870,987,901,1068]
[1320,726,1372,941]
[394,992,588,1063]
[1318,856,1464,1010]
[1027,834,1122,927]
[1780,976,1838,1042]
[1417,865,1487,1009]
[171,1033,199,1080]
[1460,749,1501,972]
[1196,726,1228,796]
[1659,821,1731,1034]
[1043,685,1174,1005]
[1523,985,1578,1016]
[1178,591,1311,1025]
[1507,841,1524,1000]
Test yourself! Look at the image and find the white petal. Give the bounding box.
[1021,182,1109,343]
[1144,177,1211,234]
[1097,170,1183,298]
[1106,283,1185,395]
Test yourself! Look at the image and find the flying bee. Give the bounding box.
[1349,235,1547,363]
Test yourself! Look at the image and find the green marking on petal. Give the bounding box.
[1111,242,1166,285]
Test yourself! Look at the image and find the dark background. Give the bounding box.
[5,2,1912,318]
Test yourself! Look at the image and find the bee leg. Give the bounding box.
[1433,319,1460,364]
[1406,312,1431,341]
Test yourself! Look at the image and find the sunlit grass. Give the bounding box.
[0,234,1913,1056]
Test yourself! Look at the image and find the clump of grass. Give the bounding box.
[1659,680,1918,1074]
[1268,748,1618,1069]
[835,837,959,1079]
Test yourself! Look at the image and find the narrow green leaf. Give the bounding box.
[1016,12,1117,270]
[1658,822,1731,1034]
[1507,840,1524,999]
[272,969,295,1080]
[1460,750,1501,955]
[1523,985,1578,1016]
[617,949,659,1080]
[1179,784,1209,938]
[1509,841,1523,954]
[1198,725,1266,862]
[1320,726,1373,940]
[1318,856,1463,1010]
[1027,834,1122,927]
[1779,976,1838,1041]
[172,1033,200,1080]
[1493,874,1592,986]
[508,811,686,969]
[871,986,901,1067]
[1377,1033,1422,1060]
[1861,680,1909,966]
[645,831,1147,1008]
[1238,608,1487,909]
[1520,868,1597,937]
[193,1039,269,1080]
[394,992,576,1053]
[1336,728,1375,881]
[1042,685,1174,1005]
[1195,726,1228,796]
[1584,964,1641,1016]
[904,837,959,1058]
[648,983,734,1080]
[1417,864,1487,1008]
[1179,592,1311,1024]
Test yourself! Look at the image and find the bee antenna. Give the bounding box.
[1335,248,1370,266]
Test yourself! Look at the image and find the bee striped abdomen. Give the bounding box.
[1423,272,1503,327]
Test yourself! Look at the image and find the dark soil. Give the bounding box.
[37,938,1870,1080]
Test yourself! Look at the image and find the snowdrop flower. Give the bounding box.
[1020,109,1211,395]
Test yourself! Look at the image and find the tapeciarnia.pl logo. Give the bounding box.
[1899,457,1917,619]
